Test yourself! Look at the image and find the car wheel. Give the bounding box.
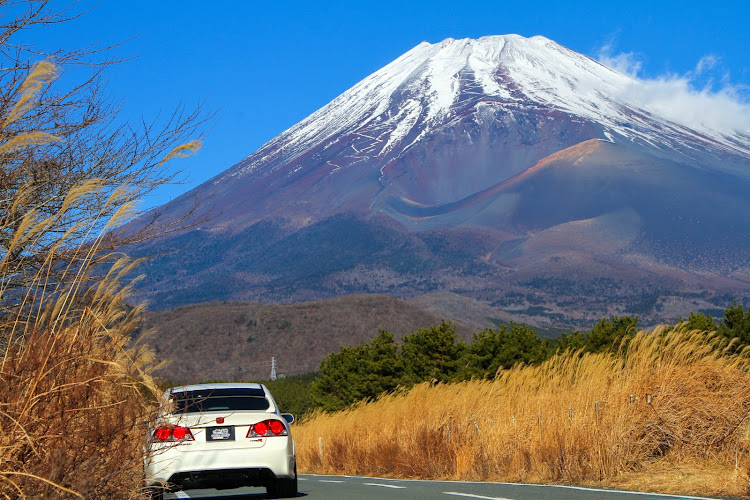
[267,466,298,498]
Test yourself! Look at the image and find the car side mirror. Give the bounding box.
[281,413,295,424]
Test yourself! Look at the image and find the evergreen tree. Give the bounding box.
[401,321,466,384]
[312,330,402,411]
[718,302,750,345]
[558,316,638,354]
[466,323,551,379]
[684,311,718,332]
[556,330,586,352]
[263,372,320,418]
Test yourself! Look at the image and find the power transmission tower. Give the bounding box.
[270,357,277,381]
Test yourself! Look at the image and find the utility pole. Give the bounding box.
[270,357,277,381]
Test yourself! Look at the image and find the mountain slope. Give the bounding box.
[130,35,750,324]
[143,295,476,383]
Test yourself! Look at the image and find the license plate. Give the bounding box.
[207,426,235,441]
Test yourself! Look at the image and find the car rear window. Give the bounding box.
[170,388,270,413]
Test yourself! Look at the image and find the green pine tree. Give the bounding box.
[718,302,750,345]
[466,323,551,379]
[558,316,638,354]
[401,321,466,384]
[684,311,718,332]
[312,330,403,412]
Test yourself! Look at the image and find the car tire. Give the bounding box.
[266,466,298,498]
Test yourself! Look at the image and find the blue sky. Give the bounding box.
[26,0,750,208]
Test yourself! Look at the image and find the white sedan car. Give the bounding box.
[144,383,297,499]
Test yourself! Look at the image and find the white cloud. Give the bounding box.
[596,47,750,135]
[695,55,718,75]
[598,43,642,77]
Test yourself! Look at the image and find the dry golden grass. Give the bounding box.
[0,44,206,499]
[295,328,750,498]
[0,274,161,498]
[0,181,162,497]
[0,53,200,498]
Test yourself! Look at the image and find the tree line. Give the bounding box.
[265,302,750,415]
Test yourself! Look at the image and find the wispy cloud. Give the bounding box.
[695,55,718,75]
[596,44,750,135]
[598,43,643,77]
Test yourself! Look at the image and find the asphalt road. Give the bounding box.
[164,474,726,500]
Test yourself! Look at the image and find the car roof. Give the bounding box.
[168,382,266,394]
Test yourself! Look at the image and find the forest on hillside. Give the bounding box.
[258,303,750,417]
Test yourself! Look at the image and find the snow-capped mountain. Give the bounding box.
[176,35,750,229]
[132,35,750,322]
[231,35,749,180]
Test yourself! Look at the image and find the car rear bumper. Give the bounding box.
[163,467,276,490]
[146,437,295,488]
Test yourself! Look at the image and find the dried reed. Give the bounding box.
[295,327,750,498]
[0,66,163,498]
[0,181,162,498]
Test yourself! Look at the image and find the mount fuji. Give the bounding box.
[132,35,750,325]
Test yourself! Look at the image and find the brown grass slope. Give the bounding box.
[295,328,750,498]
[409,291,551,332]
[144,294,474,383]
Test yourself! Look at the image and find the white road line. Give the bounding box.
[444,492,514,500]
[301,475,719,500]
[495,483,715,499]
[173,493,190,499]
[319,479,345,483]
[363,482,407,489]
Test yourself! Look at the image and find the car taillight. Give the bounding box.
[253,421,269,436]
[269,419,285,435]
[154,427,170,441]
[151,425,194,442]
[247,419,288,437]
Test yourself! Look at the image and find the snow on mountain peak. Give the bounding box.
[227,35,750,183]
